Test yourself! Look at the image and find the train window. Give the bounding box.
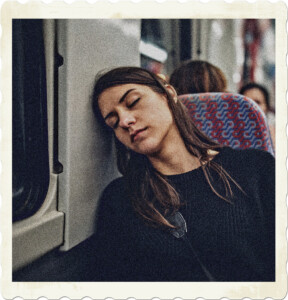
[12,19,49,222]
[140,19,168,72]
[141,19,164,47]
[179,19,192,61]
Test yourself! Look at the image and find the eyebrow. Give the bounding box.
[104,88,136,121]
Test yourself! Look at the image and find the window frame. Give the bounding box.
[12,20,64,272]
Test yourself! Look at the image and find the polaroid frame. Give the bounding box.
[1,1,287,299]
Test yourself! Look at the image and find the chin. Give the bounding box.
[132,142,161,156]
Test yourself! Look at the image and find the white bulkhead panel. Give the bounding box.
[57,19,141,250]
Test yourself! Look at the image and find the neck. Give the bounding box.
[148,140,201,175]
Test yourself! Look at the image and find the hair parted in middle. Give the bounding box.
[92,66,241,229]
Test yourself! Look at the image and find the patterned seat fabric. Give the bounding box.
[179,93,274,156]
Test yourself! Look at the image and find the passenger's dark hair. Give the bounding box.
[169,60,227,95]
[92,66,240,229]
[239,82,271,111]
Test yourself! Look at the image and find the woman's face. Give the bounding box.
[243,88,268,114]
[98,83,179,157]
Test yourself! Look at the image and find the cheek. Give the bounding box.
[155,107,174,126]
[148,101,173,123]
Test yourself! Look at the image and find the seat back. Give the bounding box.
[179,93,274,155]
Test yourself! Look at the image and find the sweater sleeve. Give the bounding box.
[241,149,275,281]
[220,148,275,281]
[257,151,275,280]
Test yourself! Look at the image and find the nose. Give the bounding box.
[118,111,136,128]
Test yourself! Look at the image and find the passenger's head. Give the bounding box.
[169,60,228,95]
[93,67,180,156]
[92,66,219,173]
[239,83,270,114]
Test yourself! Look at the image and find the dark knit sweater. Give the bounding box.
[91,147,275,281]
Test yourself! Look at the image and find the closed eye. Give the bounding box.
[112,119,119,129]
[105,115,119,129]
[108,97,140,129]
[127,97,140,108]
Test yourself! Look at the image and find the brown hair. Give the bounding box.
[169,60,227,95]
[92,67,238,229]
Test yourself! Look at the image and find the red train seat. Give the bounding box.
[179,93,274,156]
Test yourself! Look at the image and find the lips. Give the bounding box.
[131,128,147,142]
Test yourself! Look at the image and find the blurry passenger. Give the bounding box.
[239,82,275,148]
[91,66,275,282]
[169,60,227,94]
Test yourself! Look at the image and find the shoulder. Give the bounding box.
[97,176,130,215]
[102,176,126,197]
[215,146,275,176]
[100,176,126,204]
[214,147,275,204]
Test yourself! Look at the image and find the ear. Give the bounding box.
[165,84,178,103]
